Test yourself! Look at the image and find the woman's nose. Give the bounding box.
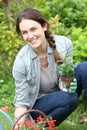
[27,31,33,39]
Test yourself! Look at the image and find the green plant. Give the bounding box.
[58,63,74,88]
[58,63,74,77]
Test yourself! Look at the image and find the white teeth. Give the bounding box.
[30,38,37,43]
[32,39,36,42]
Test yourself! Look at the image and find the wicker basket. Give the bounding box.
[11,109,48,130]
[61,75,74,88]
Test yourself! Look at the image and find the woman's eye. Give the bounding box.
[31,27,37,31]
[20,27,37,35]
[21,31,27,35]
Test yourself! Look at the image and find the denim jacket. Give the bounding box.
[12,35,73,108]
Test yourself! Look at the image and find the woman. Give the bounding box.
[12,8,78,126]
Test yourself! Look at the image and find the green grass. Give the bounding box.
[59,122,87,130]
[59,101,87,130]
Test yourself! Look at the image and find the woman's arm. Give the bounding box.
[64,36,73,64]
[12,54,30,121]
[14,106,27,122]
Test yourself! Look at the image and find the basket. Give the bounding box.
[11,109,48,130]
[61,75,74,88]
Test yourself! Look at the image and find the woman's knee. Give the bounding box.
[69,93,78,109]
[58,92,78,109]
[73,94,78,107]
[74,62,87,82]
[75,62,87,74]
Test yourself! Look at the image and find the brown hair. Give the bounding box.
[16,8,63,64]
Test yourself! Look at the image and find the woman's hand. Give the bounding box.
[59,77,77,93]
[67,78,77,93]
[14,106,27,129]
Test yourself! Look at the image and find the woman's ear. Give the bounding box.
[43,23,48,31]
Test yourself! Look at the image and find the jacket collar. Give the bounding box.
[28,42,53,60]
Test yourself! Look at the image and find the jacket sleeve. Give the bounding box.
[64,36,73,64]
[12,55,30,107]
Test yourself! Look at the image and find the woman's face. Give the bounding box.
[19,19,47,49]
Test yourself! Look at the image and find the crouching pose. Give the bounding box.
[12,8,78,127]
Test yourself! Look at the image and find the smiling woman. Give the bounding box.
[19,19,47,51]
[12,8,78,129]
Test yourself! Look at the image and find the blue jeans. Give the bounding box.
[31,91,78,125]
[75,61,87,99]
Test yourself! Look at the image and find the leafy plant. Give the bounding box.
[58,63,75,88]
[14,116,56,130]
[58,63,74,77]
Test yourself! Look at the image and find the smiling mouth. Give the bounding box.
[29,37,38,44]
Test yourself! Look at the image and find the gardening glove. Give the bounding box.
[67,78,77,93]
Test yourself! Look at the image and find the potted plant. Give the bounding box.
[58,63,74,88]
